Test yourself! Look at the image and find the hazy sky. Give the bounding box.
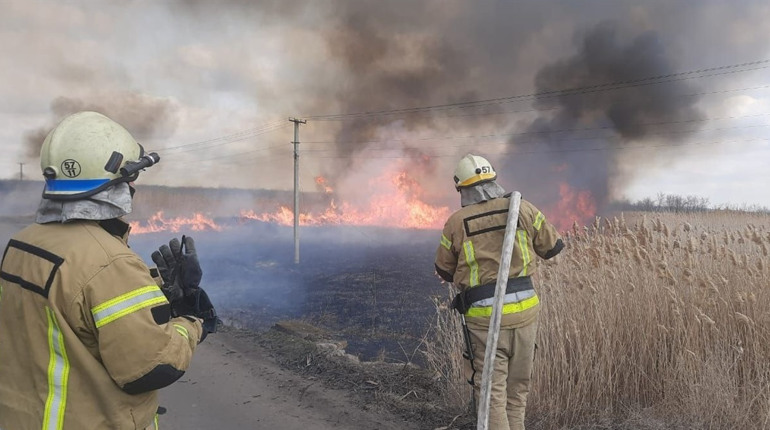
[1,0,768,212]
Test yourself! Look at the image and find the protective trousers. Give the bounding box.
[466,318,538,430]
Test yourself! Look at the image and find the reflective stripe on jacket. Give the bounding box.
[0,220,202,430]
[435,196,563,327]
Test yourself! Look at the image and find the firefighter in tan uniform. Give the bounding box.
[0,111,217,429]
[435,154,564,430]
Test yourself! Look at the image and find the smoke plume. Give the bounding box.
[24,92,180,159]
[503,22,705,214]
[8,0,770,217]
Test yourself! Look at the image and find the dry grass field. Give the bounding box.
[427,210,770,429]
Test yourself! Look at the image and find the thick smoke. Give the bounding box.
[309,14,711,219]
[502,22,705,215]
[24,92,180,159]
[11,0,770,214]
[531,23,704,140]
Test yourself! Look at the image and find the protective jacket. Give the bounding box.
[435,195,563,328]
[0,219,202,430]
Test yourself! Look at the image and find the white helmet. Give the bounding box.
[39,111,160,200]
[453,154,496,190]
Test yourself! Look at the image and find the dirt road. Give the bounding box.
[159,329,418,430]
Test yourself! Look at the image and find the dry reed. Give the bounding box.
[426,210,770,429]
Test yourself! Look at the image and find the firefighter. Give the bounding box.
[0,111,217,429]
[434,154,564,430]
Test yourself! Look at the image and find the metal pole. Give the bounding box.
[289,118,306,264]
[477,191,522,430]
[18,163,23,181]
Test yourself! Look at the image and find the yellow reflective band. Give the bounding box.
[517,230,531,276]
[463,241,479,287]
[465,294,539,317]
[92,286,167,328]
[43,307,70,430]
[533,212,546,231]
[440,234,452,250]
[155,413,159,429]
[173,323,189,340]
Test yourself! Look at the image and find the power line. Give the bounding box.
[301,82,770,123]
[155,105,770,167]
[299,111,770,148]
[148,120,290,154]
[159,110,770,168]
[146,60,770,162]
[157,146,293,172]
[143,60,770,166]
[302,59,770,121]
[300,137,770,160]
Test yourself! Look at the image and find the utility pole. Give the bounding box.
[18,163,24,181]
[289,117,307,264]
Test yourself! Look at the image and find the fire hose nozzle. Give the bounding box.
[120,152,160,177]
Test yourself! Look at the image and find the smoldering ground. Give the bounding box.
[129,222,445,363]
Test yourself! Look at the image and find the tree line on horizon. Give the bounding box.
[612,192,770,214]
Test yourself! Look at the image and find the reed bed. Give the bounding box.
[426,211,770,429]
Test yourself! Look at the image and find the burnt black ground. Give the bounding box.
[129,221,448,364]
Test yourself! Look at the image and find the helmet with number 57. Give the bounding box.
[39,111,159,200]
[453,154,497,190]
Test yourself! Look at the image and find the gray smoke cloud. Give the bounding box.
[24,92,180,159]
[531,23,704,140]
[5,0,770,217]
[503,22,706,214]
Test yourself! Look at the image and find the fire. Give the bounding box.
[315,176,334,194]
[241,170,450,229]
[130,170,451,234]
[128,171,597,235]
[129,211,223,235]
[544,182,597,231]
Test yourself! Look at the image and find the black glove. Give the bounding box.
[174,287,219,342]
[151,236,217,341]
[151,236,202,303]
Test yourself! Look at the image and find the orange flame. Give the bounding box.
[315,176,334,194]
[544,182,597,231]
[129,211,223,235]
[130,170,451,234]
[242,170,450,229]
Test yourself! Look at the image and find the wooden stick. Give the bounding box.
[476,192,522,430]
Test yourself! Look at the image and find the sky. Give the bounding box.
[1,0,769,215]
